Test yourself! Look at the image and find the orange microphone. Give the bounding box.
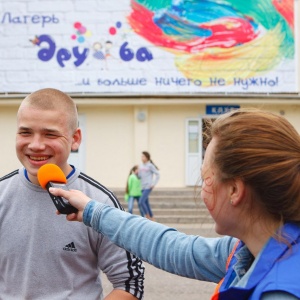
[37,164,78,214]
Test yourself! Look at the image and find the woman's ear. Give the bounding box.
[71,128,82,152]
[230,179,246,206]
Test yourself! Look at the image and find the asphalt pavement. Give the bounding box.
[102,223,220,300]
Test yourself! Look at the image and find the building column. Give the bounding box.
[134,106,149,163]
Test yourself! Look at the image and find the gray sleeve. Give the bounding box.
[150,164,160,186]
[96,197,145,299]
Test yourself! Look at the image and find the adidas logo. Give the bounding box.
[63,242,77,252]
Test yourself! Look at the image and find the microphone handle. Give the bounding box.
[46,182,78,214]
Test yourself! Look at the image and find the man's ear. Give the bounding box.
[230,179,246,206]
[71,128,82,151]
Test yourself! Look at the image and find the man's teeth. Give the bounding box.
[30,156,48,161]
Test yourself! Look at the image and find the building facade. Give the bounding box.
[0,0,299,188]
[1,95,300,188]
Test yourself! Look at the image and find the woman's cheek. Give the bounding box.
[201,177,214,211]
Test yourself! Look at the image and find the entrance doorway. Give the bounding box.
[185,117,216,186]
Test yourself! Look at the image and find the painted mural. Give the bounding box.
[0,0,296,93]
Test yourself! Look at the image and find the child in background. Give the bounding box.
[125,165,142,215]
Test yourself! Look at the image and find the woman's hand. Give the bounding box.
[49,187,91,222]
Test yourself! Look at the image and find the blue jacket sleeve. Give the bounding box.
[83,200,237,283]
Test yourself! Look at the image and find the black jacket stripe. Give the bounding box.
[125,252,145,299]
[0,170,19,183]
[78,172,124,210]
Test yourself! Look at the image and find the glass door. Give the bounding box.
[185,119,202,186]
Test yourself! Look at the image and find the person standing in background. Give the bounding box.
[125,165,142,215]
[138,151,160,221]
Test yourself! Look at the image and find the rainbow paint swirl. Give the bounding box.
[128,0,294,87]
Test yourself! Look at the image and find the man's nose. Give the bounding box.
[28,135,46,150]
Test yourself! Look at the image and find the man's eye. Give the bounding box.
[46,133,57,137]
[19,131,31,136]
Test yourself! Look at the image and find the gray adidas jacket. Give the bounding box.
[0,168,144,300]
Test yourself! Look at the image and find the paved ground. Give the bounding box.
[102,223,220,299]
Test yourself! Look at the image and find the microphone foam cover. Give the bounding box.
[37,163,67,189]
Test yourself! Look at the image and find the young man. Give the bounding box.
[0,88,144,299]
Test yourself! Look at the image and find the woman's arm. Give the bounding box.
[49,187,235,282]
[84,200,236,282]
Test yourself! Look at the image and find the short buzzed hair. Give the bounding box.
[19,88,78,132]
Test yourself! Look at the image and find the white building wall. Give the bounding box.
[79,105,135,187]
[0,105,22,173]
[1,99,300,188]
